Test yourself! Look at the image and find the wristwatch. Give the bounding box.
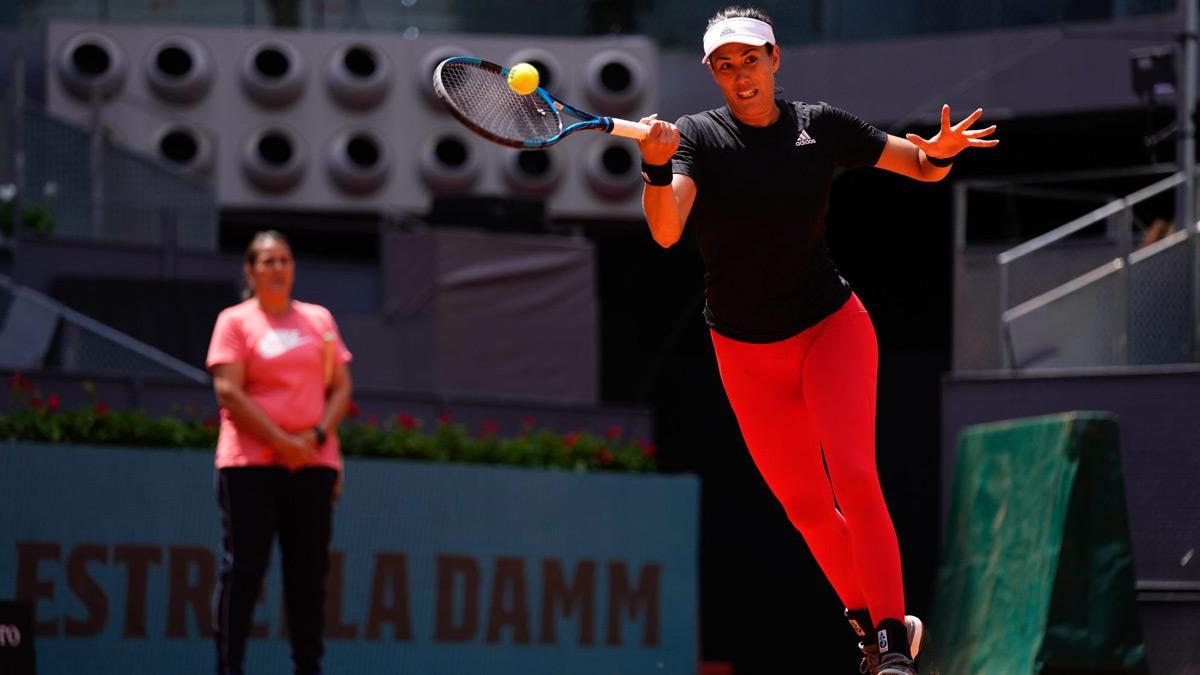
[313,425,327,446]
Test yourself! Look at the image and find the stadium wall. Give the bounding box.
[0,442,699,675]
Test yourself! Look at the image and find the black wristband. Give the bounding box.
[640,161,673,187]
[926,153,955,168]
[313,425,327,446]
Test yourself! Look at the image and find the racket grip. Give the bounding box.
[608,117,651,140]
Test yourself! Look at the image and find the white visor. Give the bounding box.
[701,17,776,64]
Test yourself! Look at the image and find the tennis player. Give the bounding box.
[637,6,998,674]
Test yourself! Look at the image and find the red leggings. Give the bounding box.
[710,293,904,625]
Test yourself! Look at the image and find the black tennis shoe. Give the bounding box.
[855,615,924,673]
[874,652,918,675]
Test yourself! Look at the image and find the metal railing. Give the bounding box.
[955,164,1168,369]
[951,163,1199,371]
[3,54,219,252]
[0,273,209,383]
[11,105,219,250]
[995,171,1195,369]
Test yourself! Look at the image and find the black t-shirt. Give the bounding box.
[671,100,887,343]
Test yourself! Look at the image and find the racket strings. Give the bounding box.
[438,62,562,145]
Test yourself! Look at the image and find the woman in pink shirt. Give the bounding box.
[206,230,353,675]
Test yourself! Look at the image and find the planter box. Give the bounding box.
[0,442,699,674]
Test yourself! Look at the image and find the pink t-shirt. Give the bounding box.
[206,299,352,470]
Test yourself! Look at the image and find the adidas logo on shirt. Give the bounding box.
[795,129,816,147]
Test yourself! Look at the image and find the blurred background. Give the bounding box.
[1,0,1198,673]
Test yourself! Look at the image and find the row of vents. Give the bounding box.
[154,123,642,197]
[58,31,647,114]
[58,30,647,197]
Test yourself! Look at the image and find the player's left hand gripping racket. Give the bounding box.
[433,56,650,149]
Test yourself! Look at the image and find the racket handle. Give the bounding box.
[607,117,651,140]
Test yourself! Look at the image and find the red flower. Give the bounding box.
[597,449,615,466]
[94,402,109,416]
[437,411,451,426]
[29,394,42,409]
[636,438,657,458]
[480,420,499,435]
[564,431,582,449]
[6,371,29,394]
[394,413,417,430]
[346,401,360,419]
[47,394,60,413]
[522,416,535,430]
[604,425,622,441]
[366,414,380,428]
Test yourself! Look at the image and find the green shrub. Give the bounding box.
[1,373,657,473]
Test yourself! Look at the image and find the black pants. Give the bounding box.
[214,466,338,675]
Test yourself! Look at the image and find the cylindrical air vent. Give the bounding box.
[154,124,214,176]
[419,131,480,194]
[57,31,127,101]
[502,148,563,197]
[242,126,307,193]
[503,48,564,94]
[584,139,640,199]
[584,49,644,115]
[144,35,214,105]
[327,129,390,194]
[419,45,471,107]
[327,42,391,110]
[240,39,306,108]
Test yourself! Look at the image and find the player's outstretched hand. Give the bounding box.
[638,114,680,167]
[906,104,998,161]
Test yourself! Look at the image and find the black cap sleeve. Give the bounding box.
[670,115,701,183]
[820,103,888,169]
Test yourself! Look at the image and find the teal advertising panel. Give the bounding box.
[0,443,699,674]
[928,412,1146,675]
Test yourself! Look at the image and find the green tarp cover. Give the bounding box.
[926,412,1146,675]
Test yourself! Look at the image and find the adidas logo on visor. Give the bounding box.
[702,17,777,64]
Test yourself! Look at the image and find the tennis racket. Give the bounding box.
[432,56,650,149]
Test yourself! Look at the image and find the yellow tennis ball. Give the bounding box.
[507,62,540,95]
